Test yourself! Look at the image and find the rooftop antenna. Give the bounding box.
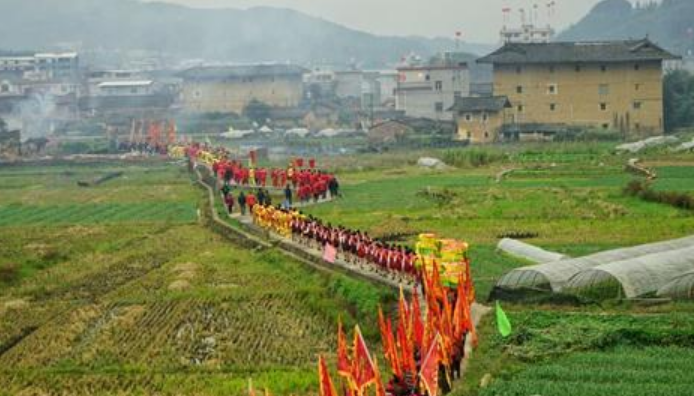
[502,6,511,28]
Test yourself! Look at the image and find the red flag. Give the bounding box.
[398,286,410,336]
[397,319,416,379]
[378,308,401,378]
[410,288,425,349]
[420,334,441,396]
[337,318,352,379]
[373,357,387,396]
[352,325,377,392]
[318,356,338,396]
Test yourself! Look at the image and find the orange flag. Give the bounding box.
[398,286,410,334]
[420,334,441,396]
[318,356,338,396]
[352,325,377,393]
[410,288,425,349]
[378,307,401,378]
[373,357,387,396]
[337,318,352,379]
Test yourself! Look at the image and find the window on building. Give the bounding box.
[484,132,489,139]
[482,113,488,122]
[515,66,522,74]
[0,84,8,93]
[634,64,640,71]
[465,114,473,122]
[601,65,608,72]
[194,91,202,98]
[425,74,431,81]
[435,102,444,112]
[602,123,609,129]
[635,83,641,91]
[517,104,524,113]
[599,84,610,95]
[635,122,641,131]
[600,102,608,111]
[549,66,555,73]
[130,88,138,94]
[548,84,557,94]
[550,103,557,111]
[454,91,461,98]
[435,81,443,91]
[633,101,642,110]
[516,85,523,94]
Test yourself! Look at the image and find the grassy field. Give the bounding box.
[1,142,693,395]
[306,149,694,298]
[0,160,393,395]
[302,143,694,395]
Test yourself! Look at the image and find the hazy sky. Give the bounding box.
[149,0,618,42]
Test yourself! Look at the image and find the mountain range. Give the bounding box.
[559,0,694,56]
[0,0,490,67]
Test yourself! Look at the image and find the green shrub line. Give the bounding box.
[624,180,694,211]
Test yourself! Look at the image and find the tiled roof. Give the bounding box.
[448,96,511,112]
[179,64,307,80]
[478,38,679,65]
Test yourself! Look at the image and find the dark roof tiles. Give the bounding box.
[179,64,307,80]
[478,39,679,65]
[449,96,511,112]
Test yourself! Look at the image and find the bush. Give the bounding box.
[443,147,507,168]
[624,180,694,210]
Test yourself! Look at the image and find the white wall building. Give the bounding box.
[500,24,555,44]
[395,65,470,121]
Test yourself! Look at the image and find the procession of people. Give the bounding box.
[179,141,475,396]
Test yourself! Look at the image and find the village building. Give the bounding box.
[395,64,470,121]
[178,64,306,114]
[334,70,364,100]
[478,38,679,139]
[449,96,512,144]
[500,24,555,44]
[367,117,456,149]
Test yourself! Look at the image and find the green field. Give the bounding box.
[1,142,693,395]
[0,160,393,395]
[303,143,694,395]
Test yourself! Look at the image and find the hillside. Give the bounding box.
[559,0,694,56]
[0,0,485,67]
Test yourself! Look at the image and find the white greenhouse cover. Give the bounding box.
[496,235,694,291]
[497,238,568,264]
[657,270,694,299]
[615,136,679,153]
[566,246,694,298]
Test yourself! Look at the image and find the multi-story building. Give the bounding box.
[334,70,364,99]
[179,64,306,114]
[477,38,678,139]
[0,52,79,81]
[450,96,512,144]
[500,24,555,44]
[395,64,470,121]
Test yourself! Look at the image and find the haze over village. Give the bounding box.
[1,0,694,395]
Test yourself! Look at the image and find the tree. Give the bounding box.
[242,99,272,126]
[664,70,694,132]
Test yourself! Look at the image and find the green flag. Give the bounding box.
[496,301,512,338]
